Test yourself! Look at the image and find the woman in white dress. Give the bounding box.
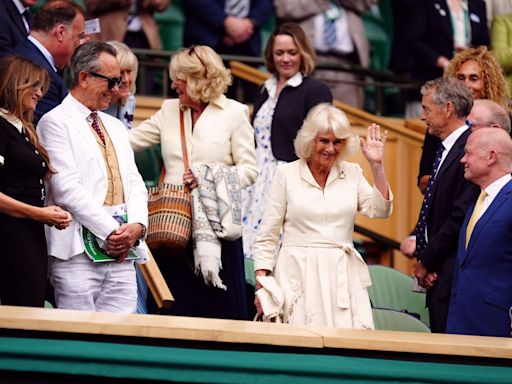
[253,104,392,328]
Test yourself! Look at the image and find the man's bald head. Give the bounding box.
[468,99,511,133]
[462,128,512,188]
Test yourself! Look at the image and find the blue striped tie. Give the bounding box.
[323,13,337,48]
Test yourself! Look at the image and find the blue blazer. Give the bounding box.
[0,0,29,56]
[447,179,512,337]
[183,0,273,56]
[11,39,68,121]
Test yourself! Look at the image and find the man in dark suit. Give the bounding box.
[446,128,512,337]
[12,0,85,121]
[413,76,480,333]
[183,0,273,57]
[0,0,37,56]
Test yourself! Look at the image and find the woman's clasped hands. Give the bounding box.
[38,205,72,230]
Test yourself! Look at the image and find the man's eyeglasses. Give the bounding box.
[88,72,122,90]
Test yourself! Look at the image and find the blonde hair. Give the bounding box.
[445,46,509,109]
[0,55,54,176]
[169,45,232,103]
[107,40,138,95]
[294,103,359,165]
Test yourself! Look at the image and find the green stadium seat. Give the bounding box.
[244,257,256,287]
[367,265,430,327]
[134,147,162,188]
[372,308,431,332]
[156,0,185,51]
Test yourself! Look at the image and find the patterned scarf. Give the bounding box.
[191,164,242,289]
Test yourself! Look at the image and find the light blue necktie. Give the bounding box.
[323,13,337,48]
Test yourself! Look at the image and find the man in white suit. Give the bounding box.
[38,41,148,313]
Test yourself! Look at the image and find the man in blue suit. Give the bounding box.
[446,128,512,337]
[0,0,37,56]
[12,0,85,121]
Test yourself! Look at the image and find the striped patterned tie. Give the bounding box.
[90,111,105,145]
[323,13,337,48]
[225,0,250,18]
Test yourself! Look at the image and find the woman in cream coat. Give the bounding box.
[129,46,257,319]
[254,104,392,328]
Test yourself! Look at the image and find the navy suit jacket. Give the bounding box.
[0,0,29,56]
[418,128,480,303]
[183,0,273,56]
[410,0,489,88]
[11,39,68,121]
[447,179,512,337]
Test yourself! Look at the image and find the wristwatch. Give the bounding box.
[134,223,147,247]
[139,223,147,240]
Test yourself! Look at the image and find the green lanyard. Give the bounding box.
[449,6,471,54]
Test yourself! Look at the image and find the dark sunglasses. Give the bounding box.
[88,72,122,89]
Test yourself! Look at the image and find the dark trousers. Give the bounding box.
[427,285,450,333]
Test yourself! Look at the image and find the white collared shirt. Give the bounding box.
[480,174,512,217]
[0,108,23,133]
[435,124,469,177]
[12,0,30,32]
[264,72,303,99]
[28,35,57,72]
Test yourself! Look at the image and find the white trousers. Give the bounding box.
[50,253,137,313]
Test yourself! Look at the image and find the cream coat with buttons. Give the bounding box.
[129,95,257,188]
[254,159,392,328]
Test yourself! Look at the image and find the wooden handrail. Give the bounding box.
[139,250,174,309]
[1,306,511,360]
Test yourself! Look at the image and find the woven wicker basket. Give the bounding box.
[146,183,191,254]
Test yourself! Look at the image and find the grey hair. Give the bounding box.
[476,99,511,133]
[69,41,117,89]
[421,77,473,118]
[294,103,359,165]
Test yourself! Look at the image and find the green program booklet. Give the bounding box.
[81,204,140,263]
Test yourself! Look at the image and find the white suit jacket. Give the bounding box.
[38,94,148,260]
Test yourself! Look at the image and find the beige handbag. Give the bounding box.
[146,111,192,254]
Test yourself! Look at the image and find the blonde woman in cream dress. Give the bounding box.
[253,104,392,328]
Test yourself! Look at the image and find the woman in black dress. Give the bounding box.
[0,56,71,307]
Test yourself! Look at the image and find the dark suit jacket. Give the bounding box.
[447,179,512,337]
[252,76,332,162]
[11,39,68,121]
[418,128,480,303]
[183,0,273,56]
[0,0,30,56]
[389,0,417,75]
[410,0,489,90]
